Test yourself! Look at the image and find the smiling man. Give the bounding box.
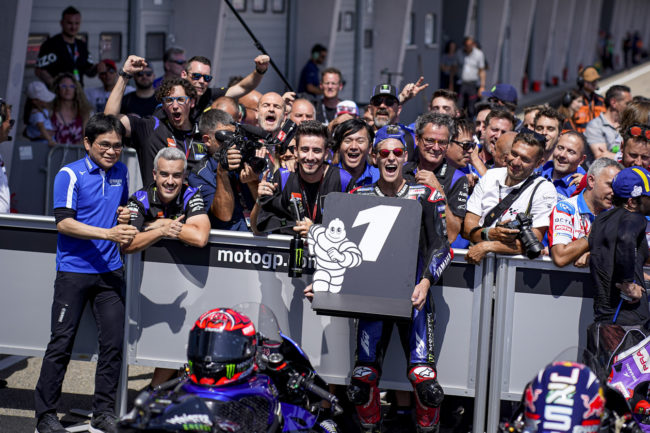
[368,83,417,162]
[254,120,353,235]
[346,129,451,433]
[463,131,557,264]
[34,114,138,433]
[332,118,378,186]
[314,67,344,125]
[123,147,209,253]
[402,112,469,243]
[538,131,587,201]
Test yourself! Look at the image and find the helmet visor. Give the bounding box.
[188,329,255,362]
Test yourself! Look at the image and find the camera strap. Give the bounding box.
[482,175,539,228]
[524,179,544,216]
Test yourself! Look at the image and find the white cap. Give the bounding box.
[26,81,55,103]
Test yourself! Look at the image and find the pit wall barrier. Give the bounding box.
[0,213,602,433]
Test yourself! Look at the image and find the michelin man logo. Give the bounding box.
[308,218,362,293]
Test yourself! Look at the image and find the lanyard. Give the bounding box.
[299,170,324,221]
[66,41,78,64]
[320,103,330,126]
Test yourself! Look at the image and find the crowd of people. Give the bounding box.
[5,5,649,433]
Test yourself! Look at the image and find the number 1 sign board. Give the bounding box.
[310,192,421,319]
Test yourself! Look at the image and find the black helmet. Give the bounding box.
[187,308,257,386]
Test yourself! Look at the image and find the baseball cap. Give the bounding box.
[612,166,650,198]
[370,84,399,101]
[336,100,359,117]
[481,83,518,104]
[581,66,600,82]
[373,125,406,148]
[100,59,117,71]
[26,81,55,103]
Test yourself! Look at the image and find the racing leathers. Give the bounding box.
[346,182,452,432]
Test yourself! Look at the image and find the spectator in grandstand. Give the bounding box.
[188,109,259,231]
[253,120,354,235]
[458,36,486,117]
[152,47,186,89]
[24,81,57,146]
[549,158,622,268]
[121,62,158,118]
[403,113,469,243]
[533,106,564,161]
[123,147,209,252]
[522,105,543,131]
[463,131,557,264]
[34,114,138,433]
[180,54,270,116]
[314,67,343,125]
[85,59,135,113]
[587,166,650,359]
[559,89,584,132]
[538,131,587,201]
[585,85,631,163]
[331,118,377,187]
[298,44,327,97]
[0,99,12,213]
[344,128,450,433]
[289,98,316,125]
[35,6,96,88]
[572,67,606,133]
[429,89,461,118]
[472,108,516,176]
[105,55,206,184]
[52,72,92,146]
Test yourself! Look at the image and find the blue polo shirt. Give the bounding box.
[538,161,586,202]
[53,155,129,273]
[337,161,380,187]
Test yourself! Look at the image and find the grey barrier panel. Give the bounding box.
[486,255,594,433]
[9,139,51,215]
[0,214,100,359]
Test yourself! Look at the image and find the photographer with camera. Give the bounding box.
[252,120,354,235]
[188,109,261,231]
[463,131,557,264]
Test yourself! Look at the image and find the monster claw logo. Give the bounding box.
[226,363,236,379]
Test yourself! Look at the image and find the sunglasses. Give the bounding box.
[190,73,213,83]
[629,124,650,140]
[170,59,186,65]
[377,148,405,158]
[451,140,476,152]
[162,96,190,106]
[371,96,398,107]
[135,71,153,77]
[421,138,449,147]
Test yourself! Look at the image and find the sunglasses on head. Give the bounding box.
[190,73,213,83]
[629,124,650,140]
[371,96,398,107]
[451,140,476,152]
[377,147,405,158]
[135,71,153,77]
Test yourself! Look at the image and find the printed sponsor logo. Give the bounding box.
[166,413,212,426]
[634,347,650,372]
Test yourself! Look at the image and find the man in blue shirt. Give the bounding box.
[34,114,138,433]
[298,44,327,97]
[538,131,587,201]
[331,117,379,187]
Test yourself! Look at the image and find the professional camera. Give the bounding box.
[501,213,544,259]
[214,123,271,173]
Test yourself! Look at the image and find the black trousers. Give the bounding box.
[459,82,479,118]
[34,269,125,419]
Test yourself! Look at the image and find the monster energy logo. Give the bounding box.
[226,363,236,379]
[294,246,303,269]
[381,84,390,91]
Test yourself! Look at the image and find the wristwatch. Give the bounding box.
[119,70,133,79]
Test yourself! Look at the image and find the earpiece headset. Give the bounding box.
[576,65,596,89]
[561,92,574,108]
